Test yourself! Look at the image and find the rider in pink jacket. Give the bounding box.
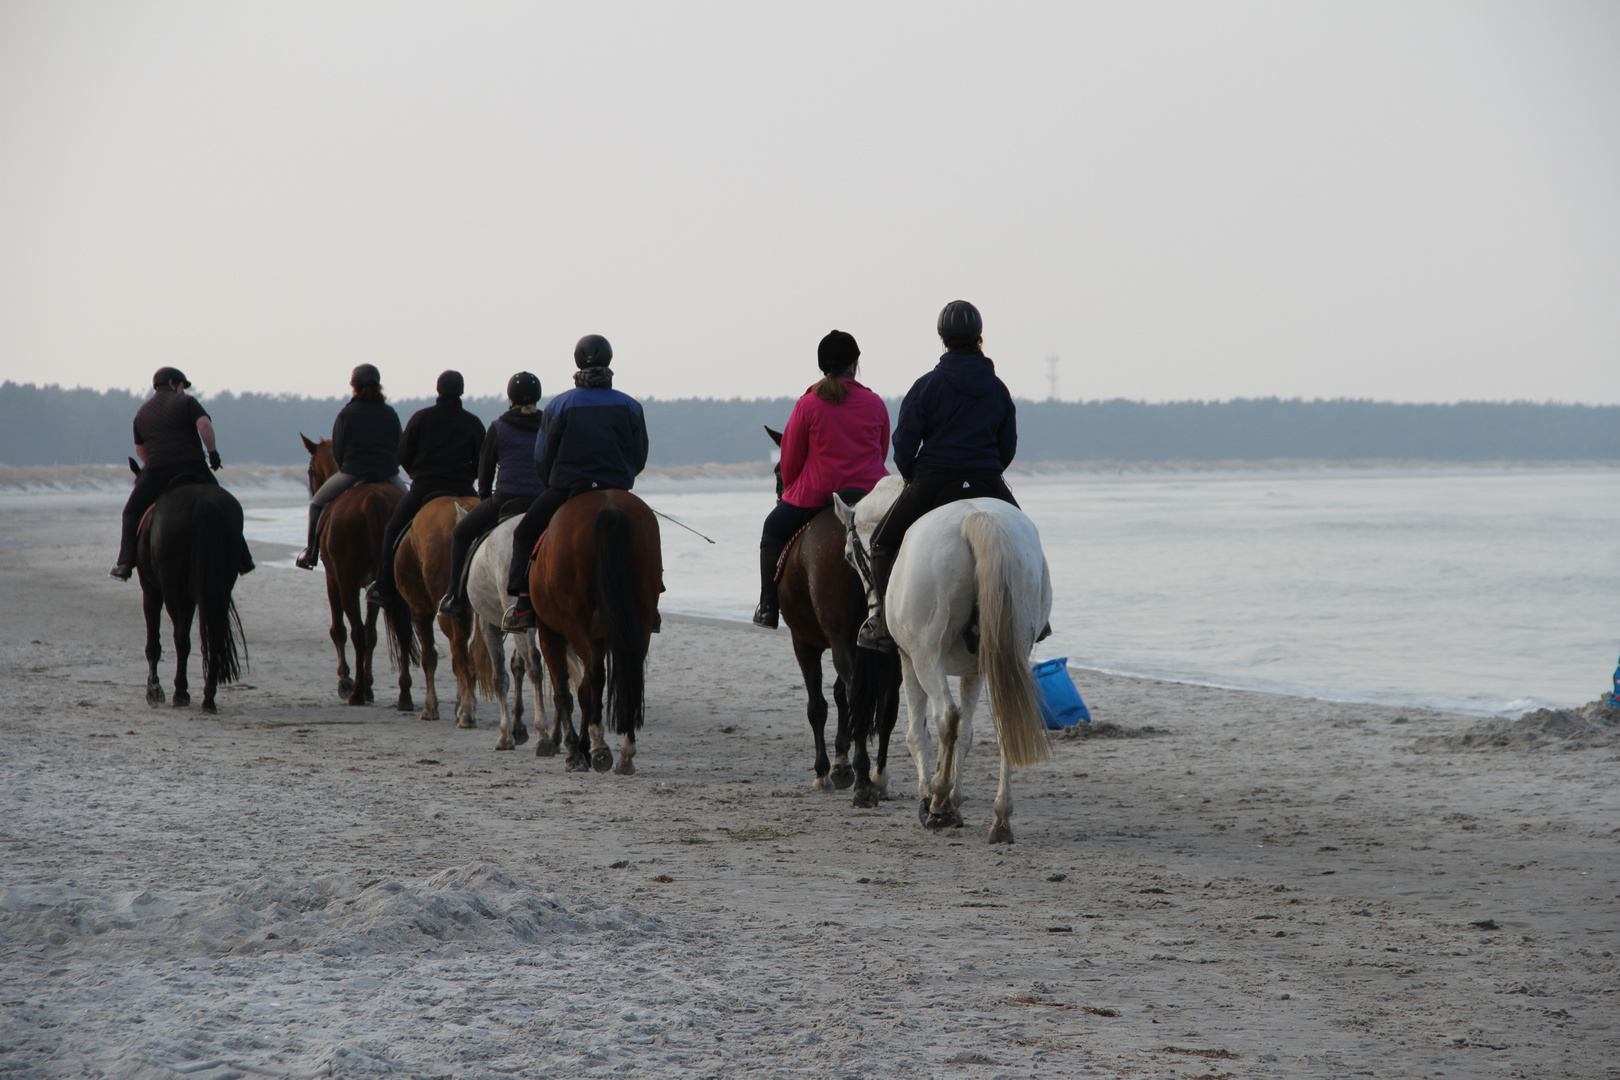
[754,330,890,628]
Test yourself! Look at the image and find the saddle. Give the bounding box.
[136,471,215,536]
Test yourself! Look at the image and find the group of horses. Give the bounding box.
[131,429,1055,843]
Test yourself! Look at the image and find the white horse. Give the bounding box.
[461,512,549,752]
[836,479,1053,843]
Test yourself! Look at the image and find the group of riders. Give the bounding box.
[113,300,1026,653]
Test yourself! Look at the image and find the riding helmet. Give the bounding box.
[574,334,613,369]
[817,330,860,375]
[436,370,465,398]
[507,371,542,405]
[152,366,191,390]
[350,363,381,388]
[936,300,983,344]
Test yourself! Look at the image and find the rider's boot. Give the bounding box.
[502,594,537,632]
[109,563,134,581]
[438,589,469,621]
[856,544,897,653]
[752,535,787,629]
[293,504,321,569]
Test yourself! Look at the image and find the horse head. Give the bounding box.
[764,425,784,499]
[301,434,339,494]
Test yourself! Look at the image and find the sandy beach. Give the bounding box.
[1,489,1616,1080]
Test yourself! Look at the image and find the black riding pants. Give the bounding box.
[448,491,534,599]
[118,464,216,566]
[508,485,602,596]
[868,471,1018,598]
[375,480,473,594]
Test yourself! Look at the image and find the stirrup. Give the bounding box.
[501,597,536,632]
[438,593,468,620]
[293,548,318,570]
[857,610,896,653]
[752,599,779,630]
[365,582,392,607]
[109,563,134,581]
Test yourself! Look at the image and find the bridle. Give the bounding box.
[841,508,878,596]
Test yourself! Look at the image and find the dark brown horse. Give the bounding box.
[528,489,661,774]
[386,494,488,726]
[300,435,413,709]
[766,427,901,806]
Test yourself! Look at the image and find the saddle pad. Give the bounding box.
[772,520,816,583]
[531,530,548,558]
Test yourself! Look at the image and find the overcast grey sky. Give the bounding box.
[2,1,1617,404]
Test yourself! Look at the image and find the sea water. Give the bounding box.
[235,465,1619,716]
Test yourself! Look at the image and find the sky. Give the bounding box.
[2,1,1617,405]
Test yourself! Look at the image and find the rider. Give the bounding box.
[752,330,890,629]
[293,364,407,570]
[111,367,254,580]
[365,370,486,606]
[857,300,1019,651]
[502,335,648,631]
[436,372,548,620]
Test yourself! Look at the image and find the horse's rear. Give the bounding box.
[393,494,484,725]
[887,498,1052,843]
[138,482,247,713]
[323,481,408,708]
[529,489,661,775]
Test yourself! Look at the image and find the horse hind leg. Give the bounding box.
[988,749,1016,845]
[615,728,636,776]
[143,586,166,706]
[795,639,834,792]
[829,675,855,790]
[328,579,352,699]
[417,611,440,721]
[912,658,965,831]
[358,596,379,704]
[900,655,936,819]
[533,627,572,759]
[585,656,612,773]
[486,623,518,751]
[169,601,194,709]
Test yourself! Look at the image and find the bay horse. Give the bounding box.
[383,494,489,725]
[765,427,900,802]
[835,486,1053,843]
[300,435,413,709]
[131,460,247,713]
[528,489,661,774]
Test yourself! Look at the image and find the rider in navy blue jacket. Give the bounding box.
[503,335,648,630]
[860,301,1022,651]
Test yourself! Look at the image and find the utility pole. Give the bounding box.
[1044,355,1059,401]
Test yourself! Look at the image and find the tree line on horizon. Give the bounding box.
[2,380,1616,467]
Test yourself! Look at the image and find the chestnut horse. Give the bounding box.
[384,493,489,726]
[765,427,901,803]
[528,489,661,774]
[300,436,413,709]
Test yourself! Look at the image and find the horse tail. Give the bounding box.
[962,509,1050,768]
[381,591,419,671]
[470,614,499,698]
[850,646,900,746]
[191,494,246,686]
[595,506,645,736]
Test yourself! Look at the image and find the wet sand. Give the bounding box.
[1,490,1616,1079]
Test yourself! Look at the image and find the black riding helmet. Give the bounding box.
[817,330,860,375]
[152,366,191,389]
[350,363,381,388]
[574,334,613,369]
[436,370,464,398]
[936,300,983,345]
[507,371,541,405]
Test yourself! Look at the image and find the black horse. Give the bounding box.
[131,460,247,712]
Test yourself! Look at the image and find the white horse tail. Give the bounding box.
[470,614,500,698]
[962,509,1050,769]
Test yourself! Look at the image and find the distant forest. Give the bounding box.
[2,381,1616,467]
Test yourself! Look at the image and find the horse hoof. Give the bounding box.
[364,689,375,703]
[924,803,964,831]
[851,785,879,810]
[172,692,190,708]
[200,701,218,715]
[830,763,856,790]
[396,697,414,712]
[917,798,931,826]
[535,738,557,758]
[811,775,833,793]
[591,748,614,773]
[338,677,354,697]
[565,754,590,772]
[420,711,438,722]
[988,823,1015,844]
[457,718,477,730]
[513,724,529,746]
[495,738,514,751]
[146,687,164,707]
[613,759,635,776]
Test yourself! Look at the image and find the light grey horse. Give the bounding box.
[461,512,549,751]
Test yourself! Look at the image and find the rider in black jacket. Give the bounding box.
[858,301,1020,651]
[366,370,485,606]
[294,364,407,569]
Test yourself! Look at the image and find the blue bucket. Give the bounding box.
[1031,657,1091,729]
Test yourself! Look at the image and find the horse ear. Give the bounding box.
[764,425,783,447]
[301,433,319,455]
[831,493,854,527]
[455,503,468,520]
[128,456,142,476]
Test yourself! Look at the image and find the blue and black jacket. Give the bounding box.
[892,351,1017,479]
[535,386,649,491]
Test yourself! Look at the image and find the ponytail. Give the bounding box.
[813,373,849,405]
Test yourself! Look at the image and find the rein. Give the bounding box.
[842,510,877,595]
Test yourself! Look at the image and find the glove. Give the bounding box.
[208,449,222,471]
